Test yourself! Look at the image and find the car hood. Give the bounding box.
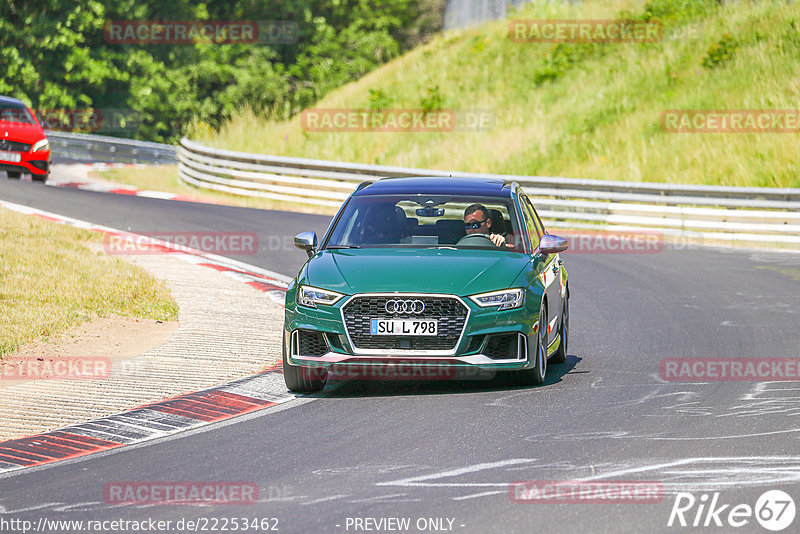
[302,248,532,295]
[0,121,45,145]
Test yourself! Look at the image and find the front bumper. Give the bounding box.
[284,290,542,371]
[0,152,50,176]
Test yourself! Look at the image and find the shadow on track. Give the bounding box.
[309,354,583,398]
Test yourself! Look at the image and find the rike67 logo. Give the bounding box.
[668,490,795,531]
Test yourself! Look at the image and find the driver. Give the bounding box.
[464,203,506,247]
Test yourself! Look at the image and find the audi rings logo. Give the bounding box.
[385,299,425,315]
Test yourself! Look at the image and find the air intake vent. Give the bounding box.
[293,330,328,357]
[484,333,522,360]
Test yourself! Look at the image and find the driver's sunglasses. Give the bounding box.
[464,218,488,230]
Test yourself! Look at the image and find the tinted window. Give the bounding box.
[520,196,542,250]
[0,103,35,125]
[325,194,523,251]
[533,204,547,235]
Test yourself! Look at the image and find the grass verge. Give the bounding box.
[0,208,179,357]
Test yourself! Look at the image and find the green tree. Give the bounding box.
[0,0,442,142]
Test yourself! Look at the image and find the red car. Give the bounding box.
[0,96,51,182]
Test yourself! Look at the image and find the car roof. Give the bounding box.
[0,96,28,107]
[353,176,513,197]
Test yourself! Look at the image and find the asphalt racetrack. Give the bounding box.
[2,175,800,533]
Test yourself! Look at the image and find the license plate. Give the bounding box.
[370,319,438,336]
[0,150,21,163]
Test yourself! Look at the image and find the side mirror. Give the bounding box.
[294,231,317,258]
[539,234,568,255]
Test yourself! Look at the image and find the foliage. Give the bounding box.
[368,88,394,111]
[702,34,739,68]
[0,0,442,142]
[419,84,445,112]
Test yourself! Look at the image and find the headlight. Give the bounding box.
[469,288,525,310]
[297,285,344,308]
[32,139,50,152]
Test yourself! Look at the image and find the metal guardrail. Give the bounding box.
[175,136,800,247]
[48,131,177,165]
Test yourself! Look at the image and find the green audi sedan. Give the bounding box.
[283,176,569,392]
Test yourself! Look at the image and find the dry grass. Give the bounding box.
[0,208,179,356]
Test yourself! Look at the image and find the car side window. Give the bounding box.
[519,196,541,251]
[523,196,547,240]
[533,206,547,236]
[524,197,546,239]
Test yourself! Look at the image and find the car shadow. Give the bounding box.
[306,354,583,398]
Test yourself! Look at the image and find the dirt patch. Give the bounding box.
[0,315,178,389]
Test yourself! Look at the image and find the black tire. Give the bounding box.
[517,306,547,386]
[550,294,568,364]
[32,172,48,183]
[282,337,327,392]
[6,171,21,179]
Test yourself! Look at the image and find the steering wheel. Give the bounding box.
[456,233,496,247]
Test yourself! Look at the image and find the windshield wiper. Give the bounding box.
[326,245,360,249]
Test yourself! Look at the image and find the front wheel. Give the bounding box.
[32,172,48,183]
[550,295,568,364]
[282,337,327,392]
[517,308,547,386]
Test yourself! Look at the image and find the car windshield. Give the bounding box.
[325,194,524,252]
[0,103,35,125]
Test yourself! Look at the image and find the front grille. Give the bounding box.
[343,295,468,352]
[297,330,328,356]
[484,333,519,359]
[0,139,31,152]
